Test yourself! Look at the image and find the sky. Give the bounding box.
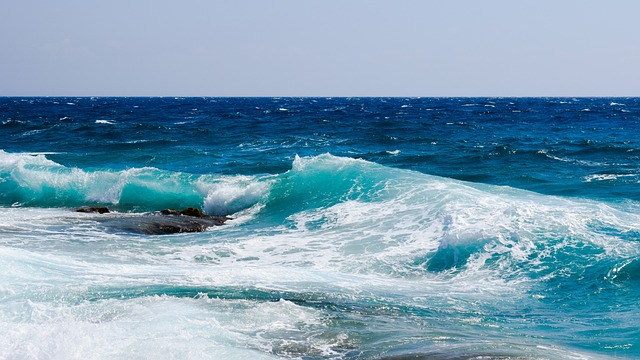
[1,0,639,97]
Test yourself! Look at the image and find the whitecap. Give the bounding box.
[21,129,43,136]
[539,150,607,167]
[584,174,619,182]
[95,120,115,125]
[584,174,637,182]
[0,150,63,169]
[201,176,270,216]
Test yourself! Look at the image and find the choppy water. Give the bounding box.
[1,97,639,359]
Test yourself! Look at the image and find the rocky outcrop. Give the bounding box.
[107,212,229,235]
[76,206,111,214]
[75,206,230,235]
[160,207,206,217]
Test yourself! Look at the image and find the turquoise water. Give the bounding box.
[1,97,639,359]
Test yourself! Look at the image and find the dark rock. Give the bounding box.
[81,207,231,235]
[76,206,110,214]
[160,207,207,217]
[180,207,206,217]
[105,213,228,235]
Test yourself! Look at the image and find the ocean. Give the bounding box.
[1,97,639,359]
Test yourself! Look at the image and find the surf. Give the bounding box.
[3,150,639,275]
[2,150,640,358]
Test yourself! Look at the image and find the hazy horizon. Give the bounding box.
[2,1,639,97]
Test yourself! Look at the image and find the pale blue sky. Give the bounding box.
[1,1,639,96]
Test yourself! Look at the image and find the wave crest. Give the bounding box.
[202,177,270,216]
[0,150,262,213]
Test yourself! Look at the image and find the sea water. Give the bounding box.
[1,97,639,359]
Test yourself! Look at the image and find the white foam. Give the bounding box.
[201,176,270,216]
[0,150,63,168]
[292,153,366,173]
[95,119,115,125]
[0,296,295,359]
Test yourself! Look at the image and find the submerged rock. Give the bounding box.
[160,208,182,216]
[160,207,206,217]
[105,213,229,235]
[76,206,111,214]
[76,206,230,235]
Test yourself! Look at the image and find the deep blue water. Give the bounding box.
[1,97,639,359]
